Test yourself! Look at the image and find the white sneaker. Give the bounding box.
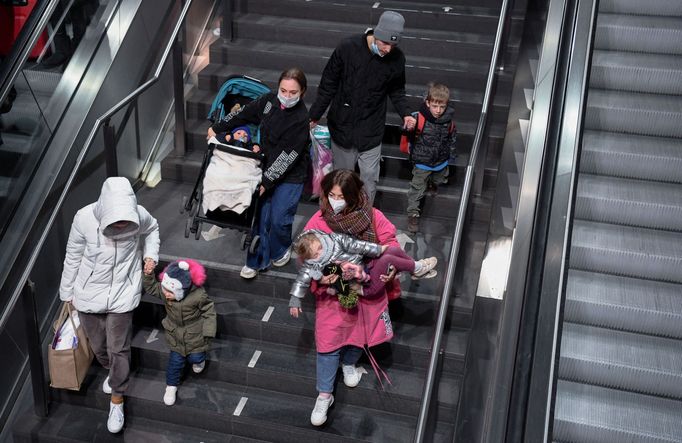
[192,361,205,373]
[412,257,438,280]
[271,249,291,267]
[240,265,257,279]
[107,401,125,433]
[102,376,112,394]
[342,364,362,388]
[163,386,178,406]
[310,394,334,426]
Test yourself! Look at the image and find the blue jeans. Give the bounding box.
[316,345,363,393]
[166,351,206,386]
[247,182,303,270]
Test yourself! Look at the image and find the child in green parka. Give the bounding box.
[143,258,216,406]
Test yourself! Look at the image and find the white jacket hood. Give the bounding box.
[94,177,140,239]
[59,176,161,313]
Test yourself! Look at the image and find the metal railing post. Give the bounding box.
[221,0,233,42]
[173,38,187,157]
[22,280,49,417]
[103,120,118,176]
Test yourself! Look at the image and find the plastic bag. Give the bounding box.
[309,126,333,198]
[52,310,81,350]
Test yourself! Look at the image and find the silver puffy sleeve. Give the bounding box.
[290,267,314,299]
[335,232,383,258]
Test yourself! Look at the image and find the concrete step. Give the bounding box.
[232,0,521,35]
[132,326,461,418]
[12,400,249,442]
[233,13,499,62]
[209,39,514,95]
[195,63,511,126]
[51,367,455,442]
[135,278,470,376]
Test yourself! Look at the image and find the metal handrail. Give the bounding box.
[413,0,512,440]
[0,0,194,333]
[0,0,60,110]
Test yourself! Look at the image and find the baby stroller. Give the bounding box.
[182,75,270,253]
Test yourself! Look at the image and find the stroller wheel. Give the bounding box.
[195,222,202,240]
[181,196,189,214]
[249,235,260,255]
[184,217,192,238]
[241,233,248,250]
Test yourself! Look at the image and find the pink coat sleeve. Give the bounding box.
[373,209,399,248]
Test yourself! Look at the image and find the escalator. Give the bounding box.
[553,0,682,440]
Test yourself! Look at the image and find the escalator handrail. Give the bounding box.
[482,0,599,440]
[0,0,194,334]
[0,0,60,109]
[521,0,598,438]
[413,0,513,440]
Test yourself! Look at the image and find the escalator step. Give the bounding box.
[595,13,682,55]
[575,173,682,230]
[565,270,682,339]
[559,322,682,399]
[554,380,682,443]
[570,220,682,283]
[585,89,682,138]
[581,130,682,183]
[599,0,682,17]
[590,50,682,95]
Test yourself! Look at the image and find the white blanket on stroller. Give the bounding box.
[202,139,261,215]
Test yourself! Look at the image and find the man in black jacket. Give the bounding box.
[309,11,416,204]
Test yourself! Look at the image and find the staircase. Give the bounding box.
[552,0,682,441]
[12,0,522,441]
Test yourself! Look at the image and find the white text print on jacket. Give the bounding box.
[59,177,160,314]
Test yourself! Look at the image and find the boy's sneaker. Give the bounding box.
[412,257,438,280]
[342,364,362,388]
[407,215,419,233]
[102,376,112,394]
[164,386,178,406]
[272,249,291,267]
[107,401,125,433]
[192,361,206,373]
[310,394,334,426]
[240,265,257,279]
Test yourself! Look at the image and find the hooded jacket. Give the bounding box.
[309,31,409,152]
[301,209,400,353]
[143,270,216,357]
[59,177,160,313]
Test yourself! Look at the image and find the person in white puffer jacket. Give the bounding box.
[59,176,160,434]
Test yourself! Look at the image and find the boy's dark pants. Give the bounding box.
[166,351,207,386]
[406,165,449,217]
[79,311,134,396]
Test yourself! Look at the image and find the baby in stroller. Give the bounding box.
[202,125,263,215]
[215,125,261,153]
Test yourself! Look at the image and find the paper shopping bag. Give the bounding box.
[48,302,93,390]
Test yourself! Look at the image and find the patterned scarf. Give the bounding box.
[322,192,377,244]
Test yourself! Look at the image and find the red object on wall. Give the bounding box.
[0,0,49,59]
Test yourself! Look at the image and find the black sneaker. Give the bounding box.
[407,215,419,233]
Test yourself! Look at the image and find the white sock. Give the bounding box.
[413,260,423,273]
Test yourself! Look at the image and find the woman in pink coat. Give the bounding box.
[289,169,401,426]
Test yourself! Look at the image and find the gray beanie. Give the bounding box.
[373,11,405,45]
